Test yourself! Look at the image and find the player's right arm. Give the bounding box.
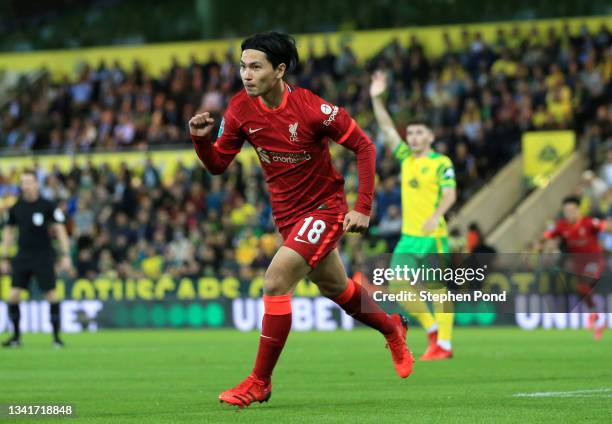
[542,221,561,251]
[369,70,403,152]
[189,110,243,175]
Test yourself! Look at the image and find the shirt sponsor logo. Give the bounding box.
[322,106,339,126]
[289,122,299,142]
[256,147,311,165]
[320,104,333,115]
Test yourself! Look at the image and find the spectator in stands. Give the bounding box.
[0,23,610,280]
[599,149,612,187]
[377,204,402,250]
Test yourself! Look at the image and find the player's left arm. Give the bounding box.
[53,223,74,274]
[305,90,376,233]
[423,187,457,234]
[423,158,457,234]
[340,124,376,233]
[50,205,73,274]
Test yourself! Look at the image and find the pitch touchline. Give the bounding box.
[513,388,612,398]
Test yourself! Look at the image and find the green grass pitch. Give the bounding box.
[1,328,611,423]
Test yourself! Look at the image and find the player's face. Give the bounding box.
[405,124,434,153]
[562,202,580,222]
[240,49,284,97]
[20,174,39,198]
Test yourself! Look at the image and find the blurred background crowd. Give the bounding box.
[0,21,611,281]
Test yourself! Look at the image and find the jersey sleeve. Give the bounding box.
[7,206,17,226]
[303,90,356,144]
[393,143,412,162]
[437,156,456,189]
[48,202,66,224]
[214,108,244,154]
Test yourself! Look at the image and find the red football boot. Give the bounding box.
[594,325,605,341]
[218,374,272,408]
[385,314,415,378]
[421,343,453,361]
[420,330,438,360]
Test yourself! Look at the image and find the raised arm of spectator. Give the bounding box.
[369,70,403,152]
[189,112,241,175]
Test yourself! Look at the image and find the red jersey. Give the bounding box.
[213,84,359,228]
[545,216,605,254]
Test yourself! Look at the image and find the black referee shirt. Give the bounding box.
[6,197,65,255]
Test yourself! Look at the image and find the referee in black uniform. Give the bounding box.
[1,170,73,348]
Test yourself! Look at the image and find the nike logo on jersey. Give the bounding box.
[293,236,311,244]
[249,127,264,134]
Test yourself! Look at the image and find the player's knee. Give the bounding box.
[9,289,21,303]
[45,291,58,303]
[262,272,289,295]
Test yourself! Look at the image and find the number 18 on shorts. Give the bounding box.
[281,212,345,268]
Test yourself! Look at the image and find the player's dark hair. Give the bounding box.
[562,195,581,206]
[468,222,482,234]
[406,117,433,130]
[241,32,299,74]
[21,169,37,179]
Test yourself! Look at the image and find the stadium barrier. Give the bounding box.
[2,273,610,332]
[0,147,260,185]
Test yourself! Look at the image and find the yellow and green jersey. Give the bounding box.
[393,143,456,238]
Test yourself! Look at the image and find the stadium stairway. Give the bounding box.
[488,151,587,251]
[448,154,524,237]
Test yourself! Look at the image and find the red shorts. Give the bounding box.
[280,209,346,268]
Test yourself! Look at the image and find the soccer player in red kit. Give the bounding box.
[189,32,414,408]
[544,195,608,340]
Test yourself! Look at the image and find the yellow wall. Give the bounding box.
[0,15,610,80]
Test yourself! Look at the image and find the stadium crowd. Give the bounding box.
[0,23,611,279]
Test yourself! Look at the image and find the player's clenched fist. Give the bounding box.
[343,210,370,233]
[189,112,215,137]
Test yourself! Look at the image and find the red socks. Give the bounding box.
[333,279,394,335]
[251,281,393,382]
[252,294,292,382]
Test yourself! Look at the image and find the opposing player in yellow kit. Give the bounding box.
[370,70,457,360]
